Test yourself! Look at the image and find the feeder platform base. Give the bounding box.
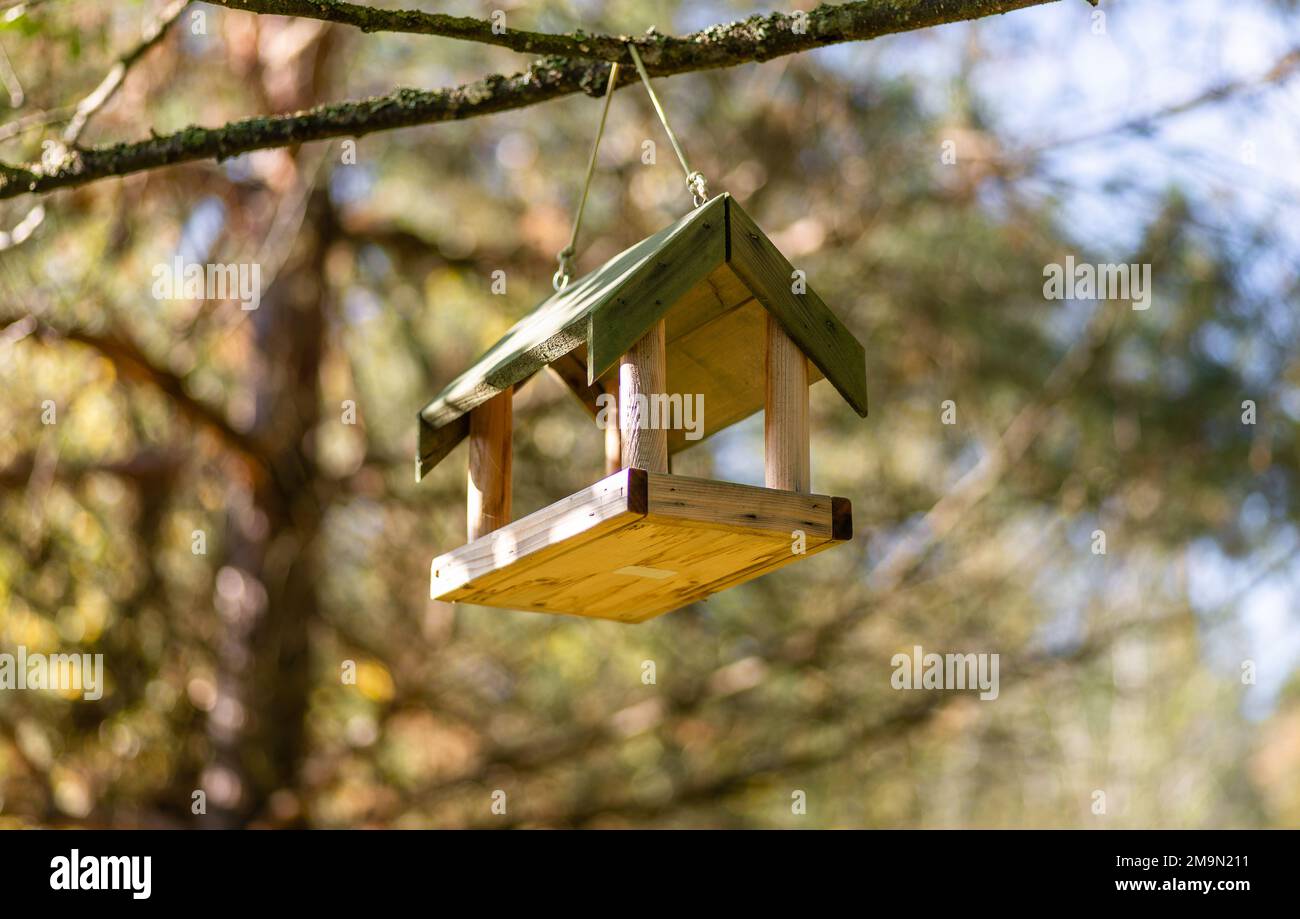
[430,468,852,623]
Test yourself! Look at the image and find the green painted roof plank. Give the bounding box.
[415,193,868,481]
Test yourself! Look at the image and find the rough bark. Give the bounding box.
[0,0,1076,200]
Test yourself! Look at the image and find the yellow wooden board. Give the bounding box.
[430,468,852,623]
[556,263,826,454]
[663,295,825,454]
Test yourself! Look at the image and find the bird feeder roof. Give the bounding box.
[417,193,867,480]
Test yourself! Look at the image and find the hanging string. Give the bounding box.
[625,42,708,208]
[553,61,620,292]
[552,44,710,292]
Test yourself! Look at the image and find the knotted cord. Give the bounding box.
[552,42,710,292]
[625,42,709,208]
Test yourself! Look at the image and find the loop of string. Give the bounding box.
[626,42,709,207]
[554,60,620,291]
[553,42,710,292]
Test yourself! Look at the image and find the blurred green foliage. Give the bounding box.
[0,0,1297,828]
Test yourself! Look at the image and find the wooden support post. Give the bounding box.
[765,314,810,492]
[467,386,513,541]
[603,392,623,476]
[619,319,669,473]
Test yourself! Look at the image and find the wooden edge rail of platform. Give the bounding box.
[430,468,852,621]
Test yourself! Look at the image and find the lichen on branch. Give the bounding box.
[0,0,1074,200]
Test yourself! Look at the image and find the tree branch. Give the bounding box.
[867,297,1119,595]
[209,0,624,59]
[0,449,184,489]
[211,0,1078,62]
[0,0,1073,200]
[59,325,270,467]
[7,314,272,469]
[0,0,189,249]
[1013,44,1300,159]
[475,610,1189,828]
[60,0,190,144]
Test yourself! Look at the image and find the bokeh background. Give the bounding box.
[1,0,1298,828]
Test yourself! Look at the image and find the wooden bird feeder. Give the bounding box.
[418,194,868,623]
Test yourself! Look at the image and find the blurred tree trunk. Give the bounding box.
[205,19,336,828]
[246,188,334,825]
